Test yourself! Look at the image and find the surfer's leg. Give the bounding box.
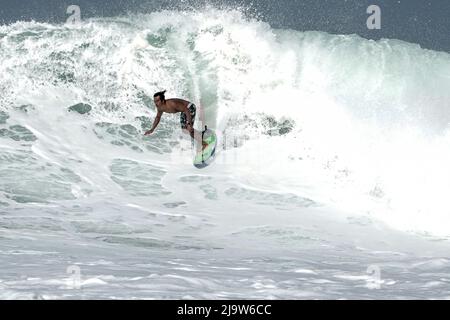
[191,128,207,151]
[181,126,205,151]
[181,104,206,151]
[189,104,206,150]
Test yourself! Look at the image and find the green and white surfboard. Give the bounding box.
[193,127,217,169]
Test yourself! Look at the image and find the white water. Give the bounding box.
[1,9,450,299]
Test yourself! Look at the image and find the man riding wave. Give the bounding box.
[144,90,207,150]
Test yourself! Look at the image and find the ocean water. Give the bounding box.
[1,9,450,299]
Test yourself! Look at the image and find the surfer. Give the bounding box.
[144,90,207,150]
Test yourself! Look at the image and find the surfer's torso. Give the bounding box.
[157,98,190,114]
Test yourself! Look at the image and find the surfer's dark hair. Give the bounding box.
[153,90,166,102]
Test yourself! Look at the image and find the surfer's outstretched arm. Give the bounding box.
[144,110,163,135]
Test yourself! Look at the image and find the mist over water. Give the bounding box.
[1,9,450,299]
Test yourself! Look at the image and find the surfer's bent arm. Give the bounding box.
[145,110,163,135]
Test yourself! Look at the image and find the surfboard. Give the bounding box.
[193,126,217,169]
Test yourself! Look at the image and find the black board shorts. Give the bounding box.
[180,103,196,129]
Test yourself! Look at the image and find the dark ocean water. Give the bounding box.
[0,0,449,52]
